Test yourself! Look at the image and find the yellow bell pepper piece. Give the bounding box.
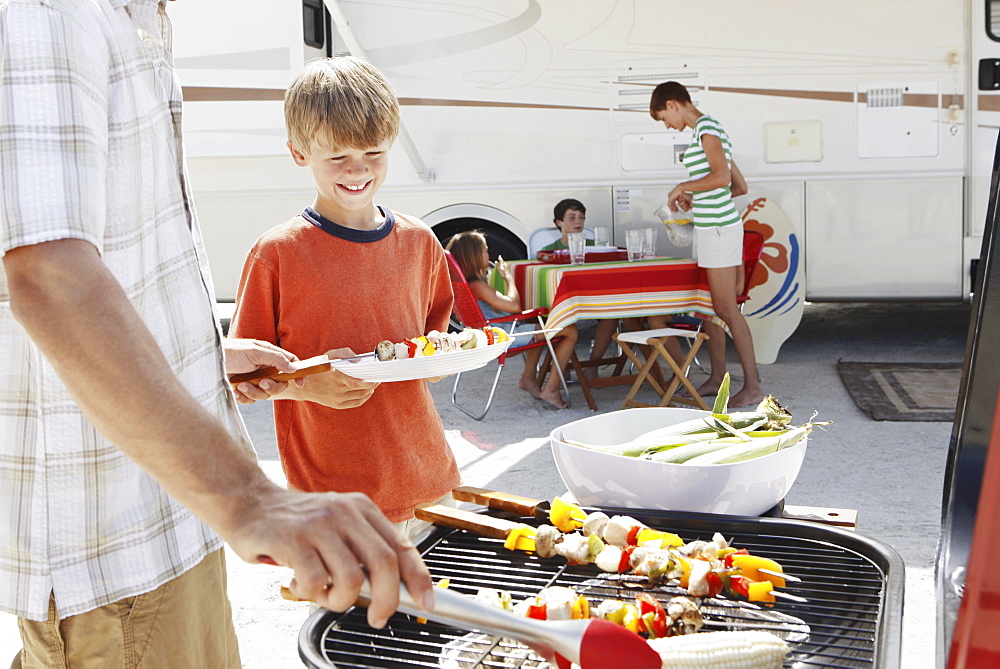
[549,496,586,533]
[417,579,452,623]
[503,524,537,552]
[636,528,683,547]
[622,603,641,633]
[675,556,692,589]
[747,580,776,603]
[730,554,786,588]
[571,595,590,620]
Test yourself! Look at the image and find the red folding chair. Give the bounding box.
[445,251,578,420]
[738,229,765,308]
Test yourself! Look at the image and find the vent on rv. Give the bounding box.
[865,87,905,108]
[610,64,703,121]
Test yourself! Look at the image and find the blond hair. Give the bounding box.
[285,56,400,155]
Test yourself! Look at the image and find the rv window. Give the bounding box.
[990,0,1000,41]
[302,0,326,49]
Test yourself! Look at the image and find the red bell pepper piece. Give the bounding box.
[626,525,641,546]
[705,571,724,598]
[634,593,669,639]
[723,548,749,568]
[617,546,635,573]
[525,603,547,620]
[728,574,751,598]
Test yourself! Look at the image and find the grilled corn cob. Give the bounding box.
[647,630,789,668]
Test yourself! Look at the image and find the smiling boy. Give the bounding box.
[229,57,461,534]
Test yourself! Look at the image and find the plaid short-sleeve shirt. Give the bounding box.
[0,0,248,620]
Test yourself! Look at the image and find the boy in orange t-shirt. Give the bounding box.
[229,57,460,536]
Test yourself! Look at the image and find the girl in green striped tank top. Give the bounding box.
[647,81,763,408]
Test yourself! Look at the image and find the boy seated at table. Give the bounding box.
[540,199,636,379]
[539,198,596,251]
[447,230,577,409]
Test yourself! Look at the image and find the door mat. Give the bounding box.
[836,361,962,422]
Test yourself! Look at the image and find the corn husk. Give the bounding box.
[683,424,812,465]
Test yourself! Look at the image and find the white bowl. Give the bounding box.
[550,407,808,517]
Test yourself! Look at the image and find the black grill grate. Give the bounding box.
[300,509,903,668]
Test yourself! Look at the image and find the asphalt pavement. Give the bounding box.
[0,301,970,668]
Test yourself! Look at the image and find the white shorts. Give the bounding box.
[693,222,743,268]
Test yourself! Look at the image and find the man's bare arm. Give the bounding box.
[4,238,433,626]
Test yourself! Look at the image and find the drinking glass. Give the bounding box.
[593,226,610,247]
[567,232,587,265]
[625,229,643,262]
[643,227,658,259]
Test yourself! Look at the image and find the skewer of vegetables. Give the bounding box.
[508,499,803,604]
[470,582,789,668]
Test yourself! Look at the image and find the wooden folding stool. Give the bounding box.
[614,327,710,410]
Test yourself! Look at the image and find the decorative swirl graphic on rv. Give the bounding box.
[367,1,542,68]
[742,198,801,319]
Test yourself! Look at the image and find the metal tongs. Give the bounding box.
[286,578,660,669]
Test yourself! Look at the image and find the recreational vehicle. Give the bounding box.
[169,0,997,313]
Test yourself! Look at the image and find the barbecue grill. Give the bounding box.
[299,508,903,668]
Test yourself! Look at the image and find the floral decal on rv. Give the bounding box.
[741,197,802,318]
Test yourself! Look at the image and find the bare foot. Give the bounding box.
[695,380,723,397]
[729,387,764,409]
[539,386,568,409]
[518,378,542,399]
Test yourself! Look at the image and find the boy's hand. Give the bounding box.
[285,348,379,408]
[227,485,434,629]
[224,338,305,404]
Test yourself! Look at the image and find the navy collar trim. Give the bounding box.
[302,206,394,242]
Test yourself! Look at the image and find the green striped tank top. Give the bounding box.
[683,115,741,228]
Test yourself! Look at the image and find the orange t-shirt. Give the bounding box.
[230,209,460,521]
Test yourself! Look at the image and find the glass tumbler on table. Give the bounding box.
[567,232,587,265]
[593,226,610,247]
[625,229,643,262]
[643,227,658,259]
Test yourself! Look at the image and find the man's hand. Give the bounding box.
[227,485,434,628]
[223,338,304,404]
[280,348,379,408]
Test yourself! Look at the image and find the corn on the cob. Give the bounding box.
[647,630,789,668]
[646,437,743,463]
[684,425,811,466]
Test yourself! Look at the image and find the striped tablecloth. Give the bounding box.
[491,257,718,333]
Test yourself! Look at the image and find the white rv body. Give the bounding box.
[167,0,997,303]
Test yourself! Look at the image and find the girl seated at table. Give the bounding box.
[446,231,578,409]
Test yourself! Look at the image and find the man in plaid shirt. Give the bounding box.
[0,1,434,666]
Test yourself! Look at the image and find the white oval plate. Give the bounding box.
[330,339,514,382]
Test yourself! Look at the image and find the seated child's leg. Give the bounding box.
[519,345,543,398]
[584,318,619,379]
[647,314,669,330]
[589,319,619,361]
[540,325,578,409]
